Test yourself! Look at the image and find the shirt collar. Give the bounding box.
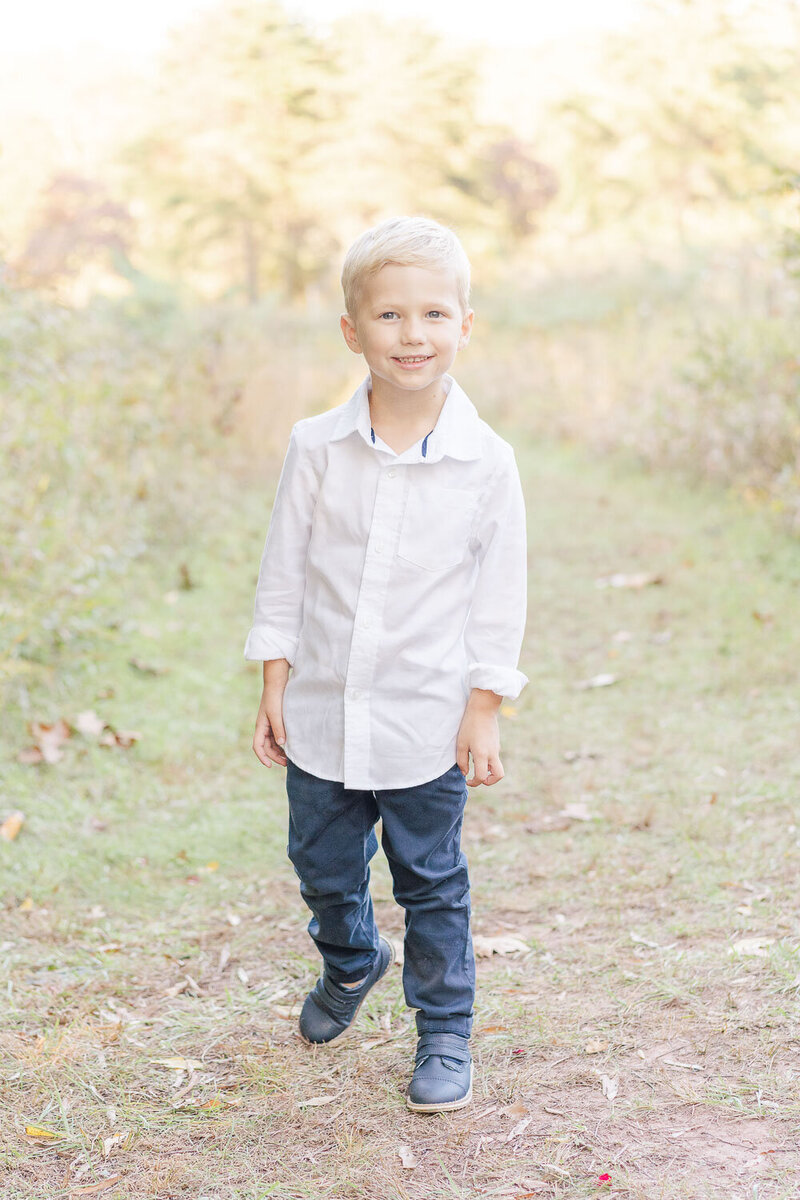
[330,375,483,463]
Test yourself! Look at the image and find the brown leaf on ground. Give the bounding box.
[129,657,169,675]
[584,1038,609,1054]
[500,1101,529,1118]
[731,936,775,957]
[150,1056,205,1071]
[69,1174,125,1195]
[19,718,71,764]
[0,811,25,841]
[560,801,596,822]
[74,710,106,736]
[595,571,664,589]
[473,934,530,958]
[397,1145,419,1168]
[297,1094,340,1108]
[98,728,141,749]
[576,673,618,690]
[17,746,44,764]
[101,1132,130,1158]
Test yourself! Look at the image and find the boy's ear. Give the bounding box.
[458,308,474,350]
[340,313,362,355]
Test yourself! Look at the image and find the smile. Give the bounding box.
[393,355,434,364]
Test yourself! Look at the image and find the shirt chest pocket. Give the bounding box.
[397,485,476,572]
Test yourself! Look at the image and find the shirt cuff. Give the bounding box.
[467,662,529,699]
[243,626,299,665]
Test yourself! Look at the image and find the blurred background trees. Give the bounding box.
[3,0,800,680]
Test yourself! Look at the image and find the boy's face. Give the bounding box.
[340,264,473,398]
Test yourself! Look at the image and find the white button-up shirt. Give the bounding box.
[244,374,528,790]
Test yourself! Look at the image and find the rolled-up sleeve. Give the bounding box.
[464,446,528,699]
[244,427,318,664]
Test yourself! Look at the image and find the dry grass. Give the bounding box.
[3,431,800,1199]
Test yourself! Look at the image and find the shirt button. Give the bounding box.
[362,616,372,629]
[349,689,361,701]
[374,543,383,555]
[387,468,397,479]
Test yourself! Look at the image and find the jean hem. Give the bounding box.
[415,1014,473,1038]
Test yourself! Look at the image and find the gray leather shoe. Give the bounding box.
[299,937,394,1044]
[406,1032,473,1112]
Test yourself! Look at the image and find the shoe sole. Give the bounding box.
[299,936,396,1046]
[406,1064,473,1113]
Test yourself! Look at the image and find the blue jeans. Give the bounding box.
[285,760,474,1037]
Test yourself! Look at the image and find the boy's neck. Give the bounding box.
[368,375,449,454]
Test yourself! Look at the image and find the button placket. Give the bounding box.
[342,467,406,783]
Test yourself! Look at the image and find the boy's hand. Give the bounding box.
[253,658,290,768]
[456,688,504,787]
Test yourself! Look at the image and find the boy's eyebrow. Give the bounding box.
[368,299,456,311]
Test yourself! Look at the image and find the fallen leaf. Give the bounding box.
[17,746,44,765]
[129,657,169,675]
[397,1145,419,1168]
[19,896,34,912]
[150,1056,205,1071]
[560,801,594,822]
[101,1131,129,1158]
[504,1116,532,1143]
[501,1101,528,1118]
[584,1039,609,1055]
[662,1058,704,1072]
[25,1124,60,1138]
[0,811,25,841]
[74,710,105,736]
[731,937,775,958]
[576,673,618,690]
[601,1075,619,1102]
[480,1025,508,1035]
[473,934,530,958]
[595,572,663,589]
[30,718,71,763]
[99,729,141,749]
[270,1003,298,1019]
[69,1173,125,1195]
[297,1094,340,1108]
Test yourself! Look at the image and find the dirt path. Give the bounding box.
[2,436,800,1199]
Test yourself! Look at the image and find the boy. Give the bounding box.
[245,216,527,1112]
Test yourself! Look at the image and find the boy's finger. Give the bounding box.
[263,723,288,767]
[485,756,505,786]
[456,743,470,777]
[266,703,286,748]
[253,711,272,766]
[468,752,489,787]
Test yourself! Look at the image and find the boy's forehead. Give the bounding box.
[362,262,462,305]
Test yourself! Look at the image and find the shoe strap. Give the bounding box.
[415,1032,471,1066]
[312,974,364,1019]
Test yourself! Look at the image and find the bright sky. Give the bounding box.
[6,0,639,56]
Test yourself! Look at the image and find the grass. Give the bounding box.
[2,429,800,1199]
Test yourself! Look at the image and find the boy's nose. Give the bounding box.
[401,319,425,344]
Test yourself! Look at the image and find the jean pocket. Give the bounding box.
[397,485,475,572]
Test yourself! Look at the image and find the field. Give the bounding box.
[3,417,800,1199]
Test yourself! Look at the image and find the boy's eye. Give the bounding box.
[378,311,398,320]
[427,310,444,319]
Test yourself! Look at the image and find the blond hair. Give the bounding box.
[341,216,471,316]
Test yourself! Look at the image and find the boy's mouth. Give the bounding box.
[393,355,434,365]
